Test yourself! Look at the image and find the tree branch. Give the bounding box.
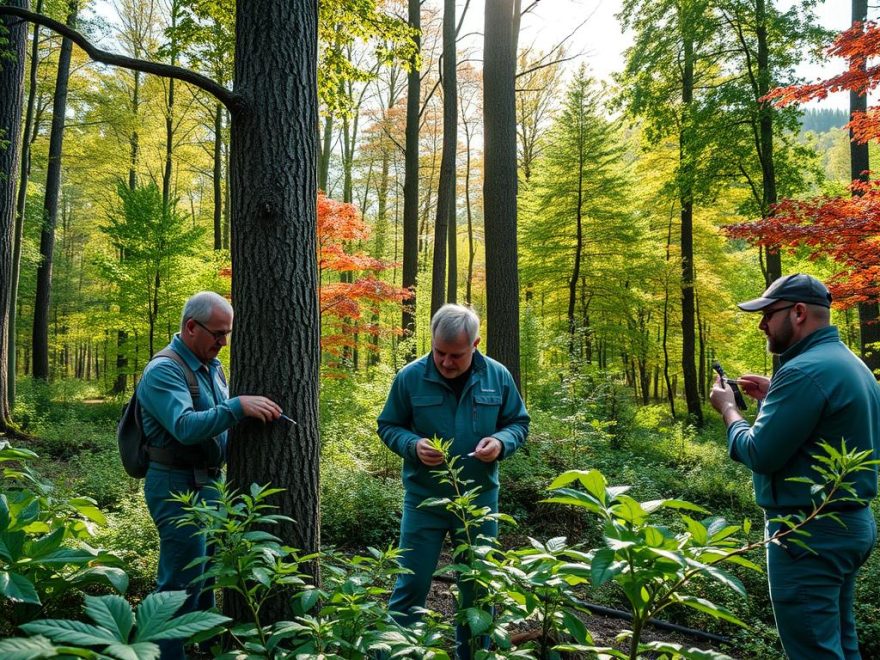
[0,4,242,113]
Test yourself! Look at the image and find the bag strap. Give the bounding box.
[153,348,200,403]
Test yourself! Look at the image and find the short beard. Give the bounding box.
[767,316,794,354]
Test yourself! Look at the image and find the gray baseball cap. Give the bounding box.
[738,273,832,312]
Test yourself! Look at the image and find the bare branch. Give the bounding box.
[0,5,242,113]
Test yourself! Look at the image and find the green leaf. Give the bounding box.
[591,547,618,587]
[148,611,231,641]
[26,527,65,560]
[104,641,162,660]
[85,594,134,642]
[673,595,749,628]
[71,566,129,594]
[463,607,492,636]
[0,634,60,659]
[0,570,40,605]
[21,618,118,646]
[610,496,647,525]
[686,560,746,598]
[132,591,188,641]
[682,516,708,545]
[661,499,710,514]
[0,495,10,531]
[639,640,734,660]
[68,498,107,526]
[561,610,591,645]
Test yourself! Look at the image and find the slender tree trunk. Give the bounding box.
[483,0,521,386]
[8,0,41,409]
[0,0,28,428]
[431,0,457,317]
[849,0,880,377]
[401,0,420,358]
[567,104,585,359]
[462,110,475,304]
[319,113,332,192]
[213,102,223,249]
[663,212,676,417]
[33,2,77,381]
[679,28,703,425]
[226,0,320,619]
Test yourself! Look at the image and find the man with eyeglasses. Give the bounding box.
[709,273,880,659]
[138,291,281,659]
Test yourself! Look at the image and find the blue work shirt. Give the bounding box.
[727,326,880,511]
[377,350,530,504]
[138,334,244,457]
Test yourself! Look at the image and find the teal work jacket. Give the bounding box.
[377,350,530,503]
[138,334,244,458]
[728,326,880,511]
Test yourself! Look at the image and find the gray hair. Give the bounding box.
[180,291,233,332]
[431,304,480,344]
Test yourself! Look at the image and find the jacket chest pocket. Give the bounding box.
[411,395,447,439]
[473,394,502,436]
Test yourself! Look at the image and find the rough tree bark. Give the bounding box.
[430,0,456,317]
[0,0,27,429]
[483,0,522,386]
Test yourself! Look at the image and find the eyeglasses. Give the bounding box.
[761,304,796,323]
[192,319,232,341]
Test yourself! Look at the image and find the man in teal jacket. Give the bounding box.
[378,304,530,658]
[138,291,281,659]
[710,274,880,660]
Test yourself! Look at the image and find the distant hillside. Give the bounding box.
[800,108,849,133]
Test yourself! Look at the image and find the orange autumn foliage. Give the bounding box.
[221,193,410,356]
[730,21,880,306]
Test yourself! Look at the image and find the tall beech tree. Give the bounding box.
[0,0,27,429]
[0,1,323,621]
[619,0,721,424]
[7,0,41,409]
[32,0,77,381]
[401,0,419,358]
[483,0,522,386]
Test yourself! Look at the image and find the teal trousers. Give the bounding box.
[766,507,876,659]
[389,497,498,660]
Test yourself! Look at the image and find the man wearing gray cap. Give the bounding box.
[709,273,880,659]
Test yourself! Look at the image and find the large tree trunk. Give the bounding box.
[679,29,703,425]
[401,0,419,359]
[483,0,521,386]
[850,0,880,377]
[226,0,320,620]
[33,2,77,381]
[8,0,41,410]
[0,0,28,429]
[430,0,456,317]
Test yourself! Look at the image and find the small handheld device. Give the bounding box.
[712,361,747,411]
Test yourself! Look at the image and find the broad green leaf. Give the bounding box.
[21,618,118,646]
[133,591,188,641]
[685,560,746,598]
[610,496,647,525]
[639,640,734,660]
[0,570,40,605]
[31,547,98,565]
[662,499,710,514]
[104,641,162,660]
[85,594,134,642]
[591,547,618,587]
[463,607,492,636]
[25,527,65,560]
[673,595,749,628]
[71,566,129,594]
[682,516,708,545]
[643,526,666,547]
[69,498,107,526]
[0,634,60,659]
[148,611,231,641]
[547,470,595,491]
[561,609,591,645]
